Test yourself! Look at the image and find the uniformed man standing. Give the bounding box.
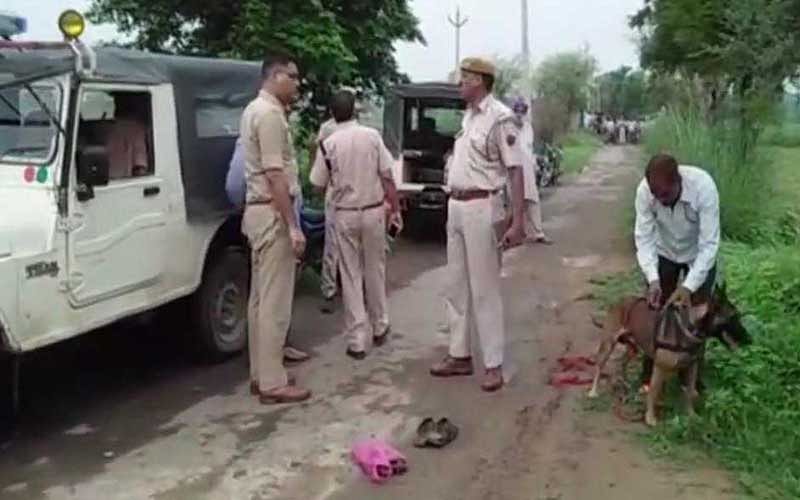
[430,58,526,392]
[310,90,401,359]
[241,51,311,404]
[316,115,340,313]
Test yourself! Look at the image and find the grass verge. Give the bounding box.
[561,129,603,175]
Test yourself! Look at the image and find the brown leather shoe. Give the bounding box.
[481,367,504,392]
[430,356,474,377]
[251,375,295,395]
[283,346,311,363]
[259,385,311,405]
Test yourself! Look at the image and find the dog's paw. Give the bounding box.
[587,388,599,399]
[644,412,658,427]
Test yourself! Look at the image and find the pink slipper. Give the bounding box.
[351,439,408,483]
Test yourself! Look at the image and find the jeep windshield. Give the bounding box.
[0,45,73,165]
[0,76,63,165]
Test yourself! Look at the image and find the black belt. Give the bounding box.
[449,189,498,201]
[335,201,384,211]
[246,194,296,206]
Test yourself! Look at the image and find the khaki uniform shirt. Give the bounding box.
[447,94,523,191]
[239,89,300,204]
[309,120,393,209]
[317,118,339,142]
[317,118,340,206]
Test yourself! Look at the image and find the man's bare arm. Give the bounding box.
[381,177,400,214]
[507,166,525,230]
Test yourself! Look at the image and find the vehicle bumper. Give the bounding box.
[0,260,20,353]
[400,187,448,211]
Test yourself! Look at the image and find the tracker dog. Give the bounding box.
[587,285,750,426]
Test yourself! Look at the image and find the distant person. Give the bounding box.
[107,93,149,179]
[511,97,552,245]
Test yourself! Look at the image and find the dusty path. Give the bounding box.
[0,146,736,500]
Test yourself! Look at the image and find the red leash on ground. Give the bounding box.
[548,356,597,388]
[550,351,646,423]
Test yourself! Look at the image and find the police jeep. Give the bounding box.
[0,11,266,413]
[382,82,465,213]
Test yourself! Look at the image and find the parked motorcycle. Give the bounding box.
[536,142,564,188]
[297,200,326,275]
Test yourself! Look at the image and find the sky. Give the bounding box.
[6,0,643,80]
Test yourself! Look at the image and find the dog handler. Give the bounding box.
[634,153,721,387]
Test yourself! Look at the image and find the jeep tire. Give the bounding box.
[192,246,249,361]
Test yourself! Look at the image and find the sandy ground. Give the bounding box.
[0,145,737,500]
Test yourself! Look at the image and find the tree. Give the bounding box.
[630,0,800,129]
[87,0,425,126]
[492,55,528,101]
[594,66,647,118]
[532,50,597,118]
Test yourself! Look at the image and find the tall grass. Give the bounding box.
[645,108,790,243]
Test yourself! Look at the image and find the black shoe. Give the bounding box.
[373,326,391,347]
[346,348,367,360]
[320,297,335,314]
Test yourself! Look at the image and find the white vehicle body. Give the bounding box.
[0,43,256,359]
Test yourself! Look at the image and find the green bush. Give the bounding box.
[652,243,800,499]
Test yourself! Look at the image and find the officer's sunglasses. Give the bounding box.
[277,69,301,82]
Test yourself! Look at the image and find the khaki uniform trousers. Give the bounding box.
[335,206,389,351]
[445,196,505,369]
[320,198,339,299]
[243,205,294,392]
[524,185,546,240]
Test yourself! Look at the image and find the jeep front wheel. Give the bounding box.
[192,247,249,361]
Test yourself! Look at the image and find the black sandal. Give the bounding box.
[413,417,459,448]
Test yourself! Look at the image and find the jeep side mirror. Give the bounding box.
[76,145,110,201]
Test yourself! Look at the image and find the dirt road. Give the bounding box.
[0,146,736,500]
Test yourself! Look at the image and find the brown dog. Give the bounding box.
[587,286,750,427]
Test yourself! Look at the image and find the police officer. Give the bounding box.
[310,90,401,359]
[430,58,526,392]
[313,88,361,313]
[241,51,311,404]
[316,114,341,313]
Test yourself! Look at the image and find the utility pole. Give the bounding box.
[448,6,469,77]
[521,0,530,60]
[521,0,532,97]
